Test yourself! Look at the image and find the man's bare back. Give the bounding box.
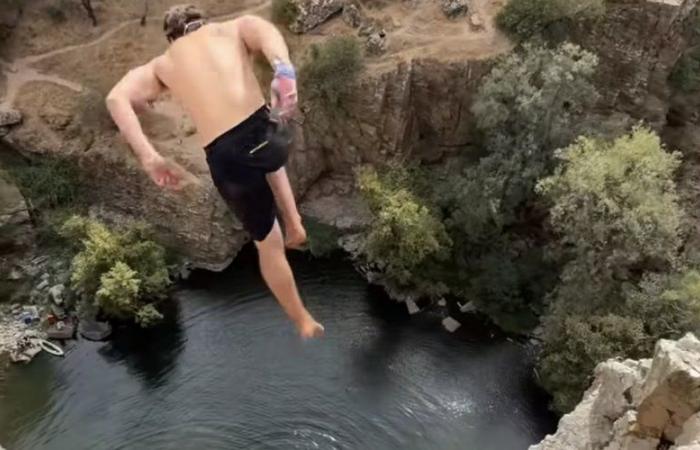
[155,21,267,146]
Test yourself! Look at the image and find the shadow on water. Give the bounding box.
[96,299,186,389]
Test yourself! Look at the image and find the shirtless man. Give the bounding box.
[105,5,324,339]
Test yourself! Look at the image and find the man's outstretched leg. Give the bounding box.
[266,167,306,249]
[255,219,323,339]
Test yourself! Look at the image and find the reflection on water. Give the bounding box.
[0,247,556,450]
[96,300,185,389]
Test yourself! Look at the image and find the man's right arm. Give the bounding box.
[105,58,183,189]
[105,59,163,166]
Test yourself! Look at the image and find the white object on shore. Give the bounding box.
[437,298,447,307]
[38,339,64,357]
[442,316,461,333]
[48,284,65,305]
[458,301,477,313]
[406,298,420,315]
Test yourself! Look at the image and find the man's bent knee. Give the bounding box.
[254,220,284,252]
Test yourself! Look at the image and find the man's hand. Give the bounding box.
[270,60,298,123]
[297,316,325,340]
[143,154,188,191]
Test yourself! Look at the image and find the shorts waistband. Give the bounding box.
[204,104,270,151]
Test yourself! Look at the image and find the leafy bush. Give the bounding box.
[270,0,299,26]
[496,0,604,41]
[357,166,452,289]
[625,271,700,340]
[8,156,84,210]
[538,313,648,413]
[300,36,364,110]
[537,127,683,283]
[60,216,171,327]
[536,127,687,413]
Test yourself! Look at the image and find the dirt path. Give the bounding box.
[0,2,270,111]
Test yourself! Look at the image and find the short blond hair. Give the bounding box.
[163,4,206,42]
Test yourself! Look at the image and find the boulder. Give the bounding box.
[442,316,461,332]
[0,170,33,251]
[531,334,700,449]
[342,3,363,28]
[0,107,22,127]
[676,413,700,446]
[366,30,388,56]
[635,334,700,441]
[48,284,65,305]
[289,0,345,33]
[441,0,468,18]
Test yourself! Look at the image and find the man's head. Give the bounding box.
[163,4,207,43]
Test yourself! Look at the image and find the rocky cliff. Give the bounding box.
[0,0,696,270]
[0,0,507,269]
[531,333,700,450]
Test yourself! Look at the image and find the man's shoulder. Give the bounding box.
[213,18,244,37]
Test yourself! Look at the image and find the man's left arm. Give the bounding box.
[235,15,297,120]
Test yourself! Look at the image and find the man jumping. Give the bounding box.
[105,4,324,339]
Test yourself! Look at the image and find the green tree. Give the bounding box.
[418,43,598,327]
[460,42,598,230]
[357,166,451,294]
[536,127,686,413]
[537,127,683,294]
[496,0,604,41]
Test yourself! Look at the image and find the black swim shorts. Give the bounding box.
[205,105,289,241]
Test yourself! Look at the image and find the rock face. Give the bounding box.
[0,0,695,270]
[0,167,34,295]
[572,0,699,129]
[531,334,700,450]
[289,0,345,33]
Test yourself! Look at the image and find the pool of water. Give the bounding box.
[0,249,556,449]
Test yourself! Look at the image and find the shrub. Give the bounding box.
[496,0,604,41]
[300,36,364,110]
[8,156,84,210]
[537,127,683,282]
[45,4,68,23]
[625,271,700,340]
[270,0,299,26]
[357,166,452,288]
[537,313,648,413]
[536,127,687,413]
[60,215,171,327]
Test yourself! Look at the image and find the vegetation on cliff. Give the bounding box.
[59,216,172,327]
[354,30,700,413]
[300,36,364,111]
[536,128,688,412]
[496,0,604,40]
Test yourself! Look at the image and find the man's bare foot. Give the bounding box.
[285,222,307,250]
[297,318,324,340]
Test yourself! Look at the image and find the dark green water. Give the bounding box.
[0,249,556,449]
